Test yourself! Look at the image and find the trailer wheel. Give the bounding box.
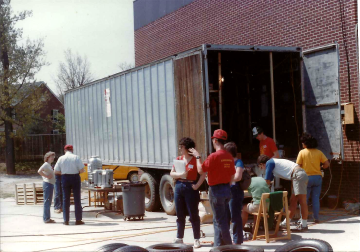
[160,175,176,215]
[140,172,161,211]
[127,172,139,182]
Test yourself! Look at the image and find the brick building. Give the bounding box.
[133,0,359,202]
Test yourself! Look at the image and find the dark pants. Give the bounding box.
[174,181,201,239]
[229,183,244,244]
[209,183,232,247]
[61,174,82,222]
[43,182,54,222]
[54,174,62,210]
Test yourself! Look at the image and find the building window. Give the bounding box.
[52,109,58,122]
[52,129,59,135]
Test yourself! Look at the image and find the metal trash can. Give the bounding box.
[121,182,145,221]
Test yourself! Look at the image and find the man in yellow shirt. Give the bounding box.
[296,133,329,224]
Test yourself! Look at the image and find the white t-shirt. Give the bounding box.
[38,162,55,184]
[265,158,298,181]
[54,151,84,174]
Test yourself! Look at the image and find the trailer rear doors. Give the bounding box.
[302,44,343,160]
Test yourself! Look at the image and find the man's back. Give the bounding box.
[55,152,84,174]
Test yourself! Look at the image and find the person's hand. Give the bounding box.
[192,184,199,190]
[188,148,200,157]
[48,174,53,179]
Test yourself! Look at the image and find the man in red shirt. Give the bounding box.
[252,127,280,158]
[190,129,235,246]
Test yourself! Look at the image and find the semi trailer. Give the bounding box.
[65,44,343,215]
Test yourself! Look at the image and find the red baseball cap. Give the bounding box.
[64,145,73,151]
[211,129,228,140]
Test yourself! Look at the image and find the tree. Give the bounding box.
[0,0,47,174]
[55,49,94,102]
[118,62,134,72]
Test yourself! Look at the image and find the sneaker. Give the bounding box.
[174,238,183,244]
[280,221,287,228]
[314,219,320,223]
[296,218,302,225]
[193,239,201,248]
[45,219,55,223]
[292,223,308,232]
[54,209,62,213]
[63,221,69,225]
[243,231,253,241]
[75,220,85,225]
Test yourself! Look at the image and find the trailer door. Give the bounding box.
[302,44,343,160]
[174,52,207,158]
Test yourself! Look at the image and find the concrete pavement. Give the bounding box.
[1,194,359,252]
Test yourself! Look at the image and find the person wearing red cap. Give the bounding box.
[189,129,235,247]
[54,145,85,225]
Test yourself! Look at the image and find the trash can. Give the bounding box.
[122,182,145,220]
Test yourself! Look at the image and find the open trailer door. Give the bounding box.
[302,44,344,160]
[173,52,208,158]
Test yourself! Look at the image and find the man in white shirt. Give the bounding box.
[55,145,85,225]
[257,155,309,232]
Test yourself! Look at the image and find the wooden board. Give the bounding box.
[174,54,207,157]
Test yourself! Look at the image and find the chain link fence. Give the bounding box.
[0,134,66,162]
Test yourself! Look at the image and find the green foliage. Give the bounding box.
[0,1,48,138]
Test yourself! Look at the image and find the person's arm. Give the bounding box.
[270,139,279,158]
[320,152,330,169]
[265,179,272,185]
[54,159,61,175]
[322,160,330,169]
[38,168,52,179]
[170,165,188,179]
[188,148,205,174]
[77,157,85,173]
[272,150,280,158]
[233,167,244,182]
[192,173,206,190]
[296,151,303,168]
[233,159,245,182]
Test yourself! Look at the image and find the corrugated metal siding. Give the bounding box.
[65,59,177,169]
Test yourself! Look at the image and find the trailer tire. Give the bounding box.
[140,172,161,211]
[127,172,139,182]
[160,175,176,215]
[274,239,333,252]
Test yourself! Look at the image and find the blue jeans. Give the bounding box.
[61,174,82,222]
[54,175,62,210]
[306,175,322,220]
[229,183,244,244]
[43,182,54,222]
[209,183,232,247]
[174,181,201,239]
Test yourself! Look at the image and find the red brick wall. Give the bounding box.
[135,0,359,201]
[135,0,359,162]
[38,85,64,133]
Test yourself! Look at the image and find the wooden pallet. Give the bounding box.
[15,183,74,205]
[15,183,43,205]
